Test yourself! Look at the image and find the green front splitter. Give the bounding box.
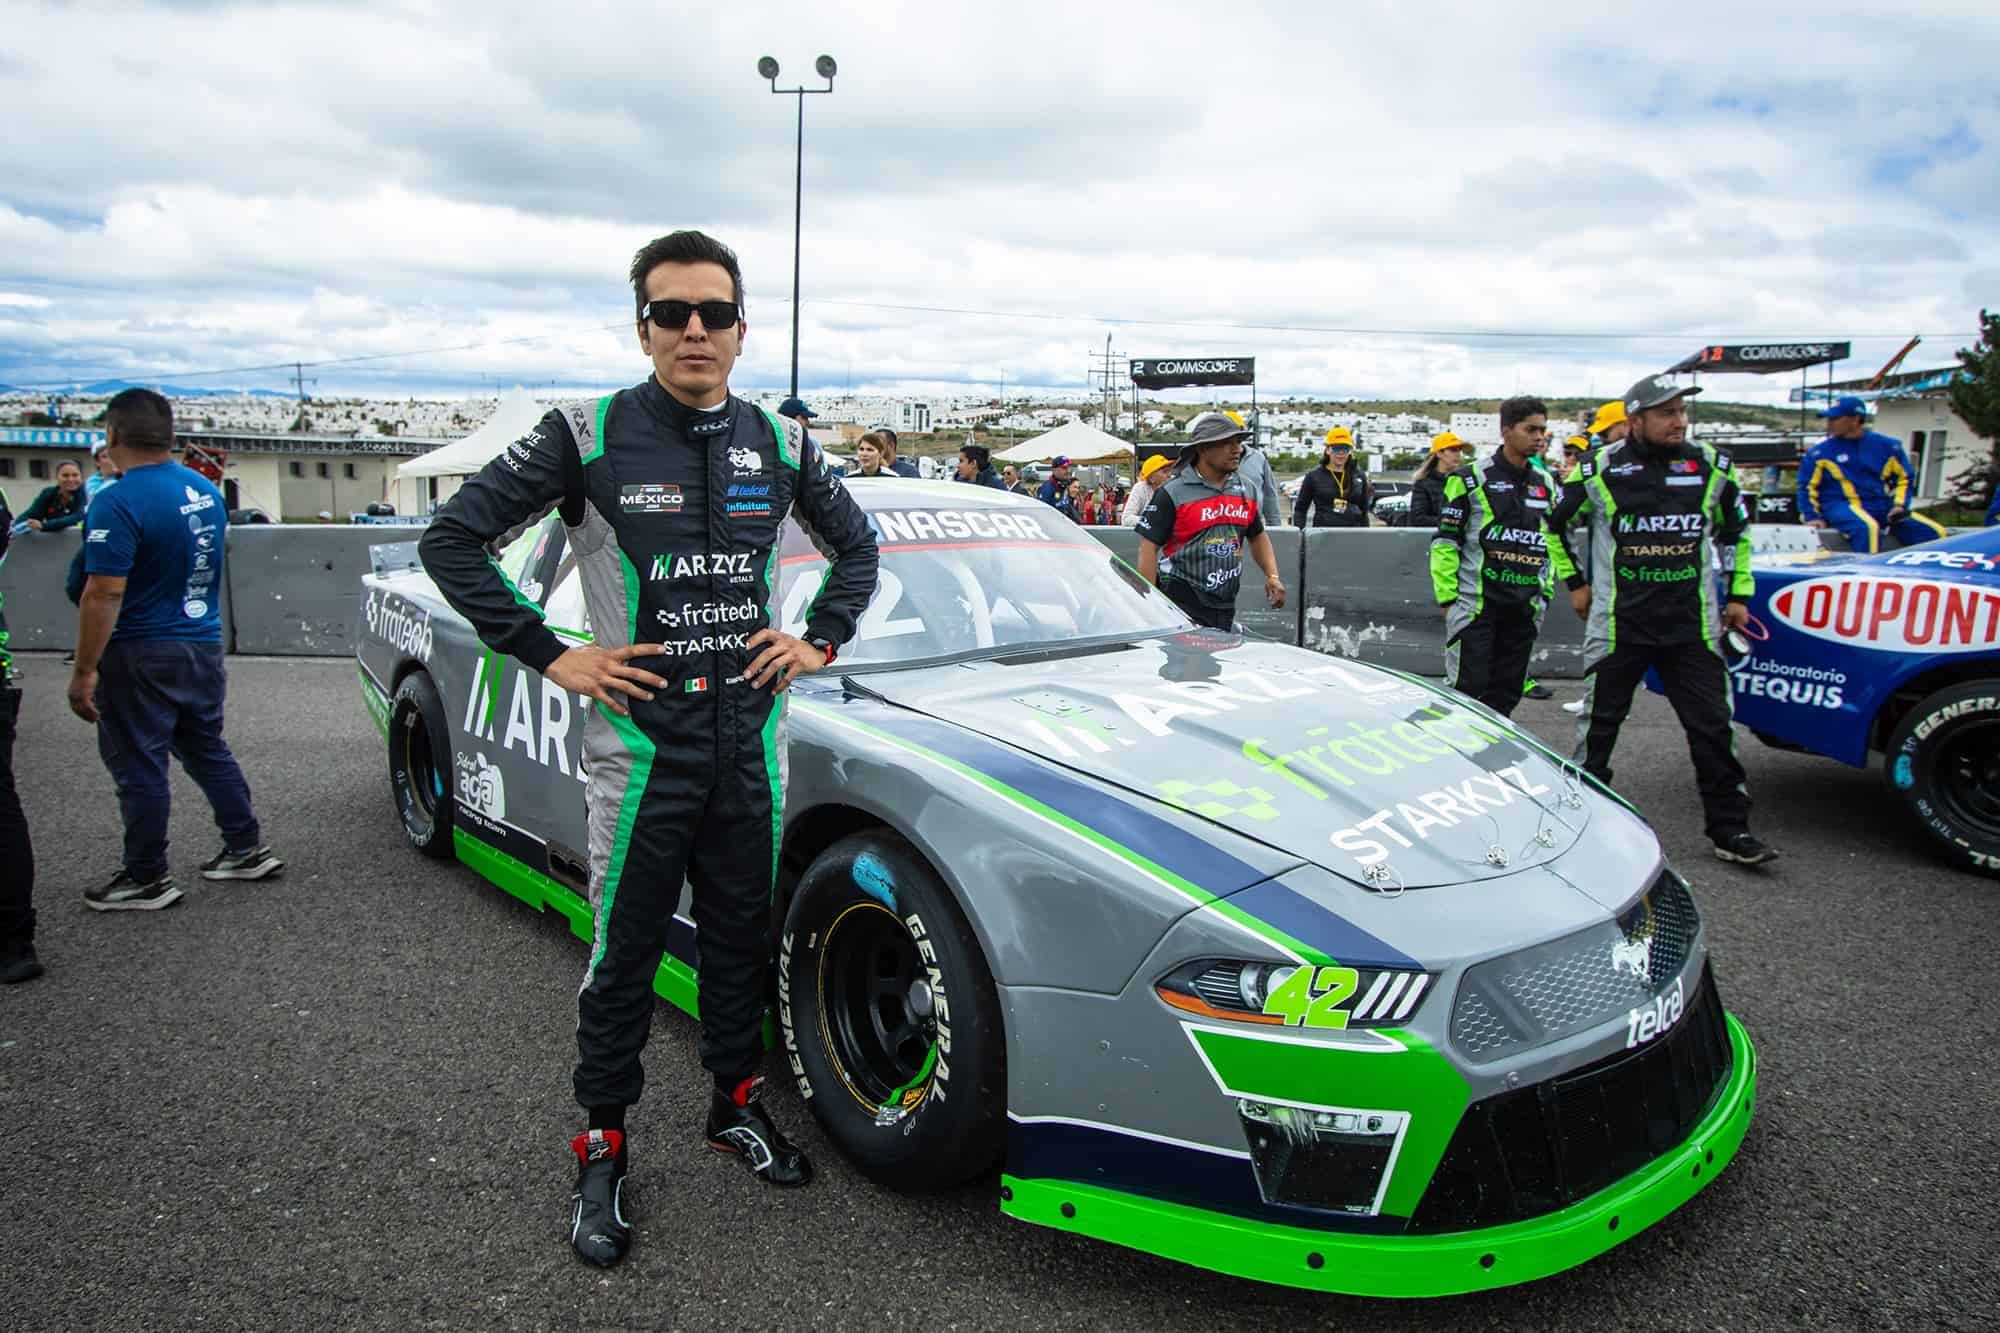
[1001,1015,1758,1298]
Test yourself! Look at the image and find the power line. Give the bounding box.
[7,295,1978,390]
[803,299,1977,344]
[8,320,631,389]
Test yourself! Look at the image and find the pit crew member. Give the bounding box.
[419,230,879,1268]
[1798,395,1947,552]
[1136,412,1285,629]
[1431,396,1559,716]
[1548,374,1779,867]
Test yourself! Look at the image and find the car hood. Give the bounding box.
[853,634,1593,889]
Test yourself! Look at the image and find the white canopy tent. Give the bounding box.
[393,388,552,513]
[992,420,1133,466]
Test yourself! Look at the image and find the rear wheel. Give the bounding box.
[388,671,456,860]
[1884,681,2000,878]
[779,832,1006,1192]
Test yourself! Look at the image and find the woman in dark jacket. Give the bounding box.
[1403,431,1467,528]
[15,462,87,534]
[1291,428,1373,527]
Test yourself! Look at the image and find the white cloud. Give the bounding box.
[1,0,1994,401]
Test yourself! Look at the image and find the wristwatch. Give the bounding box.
[805,634,837,667]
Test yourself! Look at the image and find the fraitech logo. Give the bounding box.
[657,601,758,629]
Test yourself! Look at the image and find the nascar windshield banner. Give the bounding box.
[1668,342,1851,375]
[1129,357,1256,389]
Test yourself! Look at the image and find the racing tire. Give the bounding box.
[779,832,1006,1193]
[1884,681,2000,878]
[388,671,456,861]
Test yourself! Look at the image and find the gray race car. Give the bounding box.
[355,478,1756,1297]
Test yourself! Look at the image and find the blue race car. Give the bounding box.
[1727,526,2000,876]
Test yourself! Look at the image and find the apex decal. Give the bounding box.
[1770,574,2000,655]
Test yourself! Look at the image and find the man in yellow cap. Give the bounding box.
[1586,401,1627,451]
[1222,410,1282,525]
[1292,427,1372,527]
[1121,452,1176,524]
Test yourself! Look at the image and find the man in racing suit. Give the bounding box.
[1431,396,1559,716]
[419,231,879,1267]
[1548,374,1778,867]
[1798,396,1947,553]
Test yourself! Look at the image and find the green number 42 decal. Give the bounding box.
[1262,965,1360,1029]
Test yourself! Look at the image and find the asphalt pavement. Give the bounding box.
[2,654,1993,1332]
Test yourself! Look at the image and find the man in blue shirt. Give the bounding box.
[69,389,281,911]
[1797,396,1948,552]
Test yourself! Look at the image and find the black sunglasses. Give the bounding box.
[640,299,740,331]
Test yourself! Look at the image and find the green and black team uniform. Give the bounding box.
[419,379,879,1232]
[1547,420,1757,847]
[1430,452,1558,716]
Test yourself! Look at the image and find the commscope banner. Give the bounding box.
[1129,357,1256,389]
[1668,342,1852,375]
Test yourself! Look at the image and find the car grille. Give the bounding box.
[1450,871,1700,1062]
[1410,963,1732,1233]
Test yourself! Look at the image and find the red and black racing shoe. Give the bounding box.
[567,1129,630,1267]
[705,1076,812,1187]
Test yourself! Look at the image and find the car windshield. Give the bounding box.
[777,500,1187,666]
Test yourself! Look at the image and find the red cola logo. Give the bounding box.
[1770,574,2000,655]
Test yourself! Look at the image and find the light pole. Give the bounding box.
[758,54,837,399]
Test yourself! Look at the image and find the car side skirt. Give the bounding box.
[999,1014,1757,1298]
[451,829,702,1022]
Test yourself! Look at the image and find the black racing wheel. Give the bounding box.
[388,671,456,860]
[1884,681,2000,878]
[779,832,1006,1192]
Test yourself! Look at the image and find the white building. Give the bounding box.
[1449,412,1500,445]
[898,401,933,435]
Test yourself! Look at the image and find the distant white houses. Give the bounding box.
[1448,412,1500,445]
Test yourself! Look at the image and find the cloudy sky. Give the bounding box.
[2,0,1993,404]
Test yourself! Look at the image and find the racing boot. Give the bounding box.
[567,1129,630,1267]
[704,1076,812,1187]
[1713,832,1780,867]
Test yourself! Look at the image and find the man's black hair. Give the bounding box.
[629,230,745,320]
[961,444,990,467]
[1499,396,1548,431]
[105,387,175,450]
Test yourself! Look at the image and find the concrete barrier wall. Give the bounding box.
[0,528,237,652]
[1,520,1857,665]
[224,525,383,655]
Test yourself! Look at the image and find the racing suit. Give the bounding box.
[419,379,879,1111]
[1547,438,1756,842]
[1430,452,1557,716]
[1797,428,1947,552]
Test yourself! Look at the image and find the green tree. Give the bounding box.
[1944,308,2000,509]
[1947,308,2000,461]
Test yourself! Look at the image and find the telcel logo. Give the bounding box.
[1625,976,1685,1049]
